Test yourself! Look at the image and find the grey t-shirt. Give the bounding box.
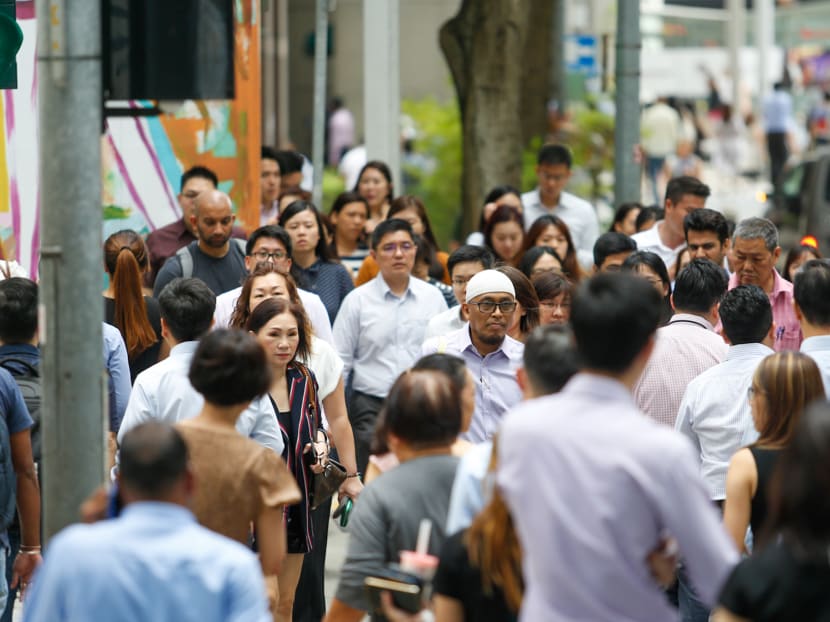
[153,241,247,297]
[334,454,459,616]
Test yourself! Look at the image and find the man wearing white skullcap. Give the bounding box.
[421,269,524,442]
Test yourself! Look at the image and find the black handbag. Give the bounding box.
[300,364,348,510]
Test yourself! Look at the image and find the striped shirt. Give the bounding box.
[634,314,728,427]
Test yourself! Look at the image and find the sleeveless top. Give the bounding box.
[749,447,782,539]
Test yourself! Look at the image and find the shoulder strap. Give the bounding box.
[175,245,194,278]
[294,362,319,431]
[233,238,247,256]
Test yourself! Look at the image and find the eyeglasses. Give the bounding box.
[451,277,472,287]
[379,242,415,255]
[469,300,518,314]
[540,300,571,310]
[250,250,288,261]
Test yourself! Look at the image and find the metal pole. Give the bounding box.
[37,0,105,543]
[276,0,290,147]
[550,0,566,113]
[613,1,641,204]
[756,0,774,100]
[363,0,400,192]
[727,0,744,113]
[311,0,329,208]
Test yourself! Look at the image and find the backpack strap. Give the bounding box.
[175,245,194,279]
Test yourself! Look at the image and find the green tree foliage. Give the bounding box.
[401,98,462,248]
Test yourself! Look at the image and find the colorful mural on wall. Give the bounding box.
[1,1,261,277]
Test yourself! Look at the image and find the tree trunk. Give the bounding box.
[440,0,535,236]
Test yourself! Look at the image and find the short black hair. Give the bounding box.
[447,245,495,277]
[157,278,216,342]
[684,208,729,243]
[719,285,773,345]
[665,176,710,206]
[119,422,189,498]
[672,258,728,313]
[593,232,637,268]
[371,218,413,250]
[382,369,461,448]
[180,166,218,191]
[0,278,38,343]
[261,146,279,162]
[246,225,293,257]
[189,329,272,406]
[571,273,661,373]
[523,324,580,395]
[794,259,830,327]
[275,150,304,175]
[537,144,572,168]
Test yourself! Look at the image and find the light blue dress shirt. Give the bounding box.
[333,275,447,398]
[23,502,271,622]
[103,322,131,433]
[445,440,493,534]
[801,334,830,395]
[117,342,283,455]
[498,374,738,622]
[675,342,773,500]
[422,326,523,442]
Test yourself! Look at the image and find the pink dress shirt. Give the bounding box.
[727,269,802,352]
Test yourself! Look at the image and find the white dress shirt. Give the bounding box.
[675,342,773,500]
[499,374,738,622]
[333,275,448,399]
[801,334,830,395]
[213,286,334,345]
[631,221,685,270]
[521,188,598,269]
[422,326,523,442]
[117,342,284,455]
[423,306,467,340]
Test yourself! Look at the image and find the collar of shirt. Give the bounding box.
[169,219,193,243]
[561,372,635,407]
[170,341,199,358]
[456,326,523,361]
[298,258,323,277]
[801,334,830,353]
[634,220,683,253]
[667,313,716,331]
[725,342,774,361]
[0,343,39,360]
[727,268,791,301]
[121,501,196,526]
[376,273,414,300]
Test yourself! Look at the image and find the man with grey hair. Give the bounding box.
[728,216,801,351]
[153,190,248,297]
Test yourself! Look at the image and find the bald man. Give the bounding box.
[153,191,249,297]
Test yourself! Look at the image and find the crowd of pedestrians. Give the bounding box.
[3,140,830,622]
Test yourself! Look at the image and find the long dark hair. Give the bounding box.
[522,214,582,283]
[278,200,336,263]
[389,196,444,281]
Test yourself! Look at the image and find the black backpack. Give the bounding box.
[0,358,40,464]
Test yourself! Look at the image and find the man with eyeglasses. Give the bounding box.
[211,225,333,343]
[424,245,495,340]
[422,269,524,442]
[334,219,448,474]
[145,166,247,287]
